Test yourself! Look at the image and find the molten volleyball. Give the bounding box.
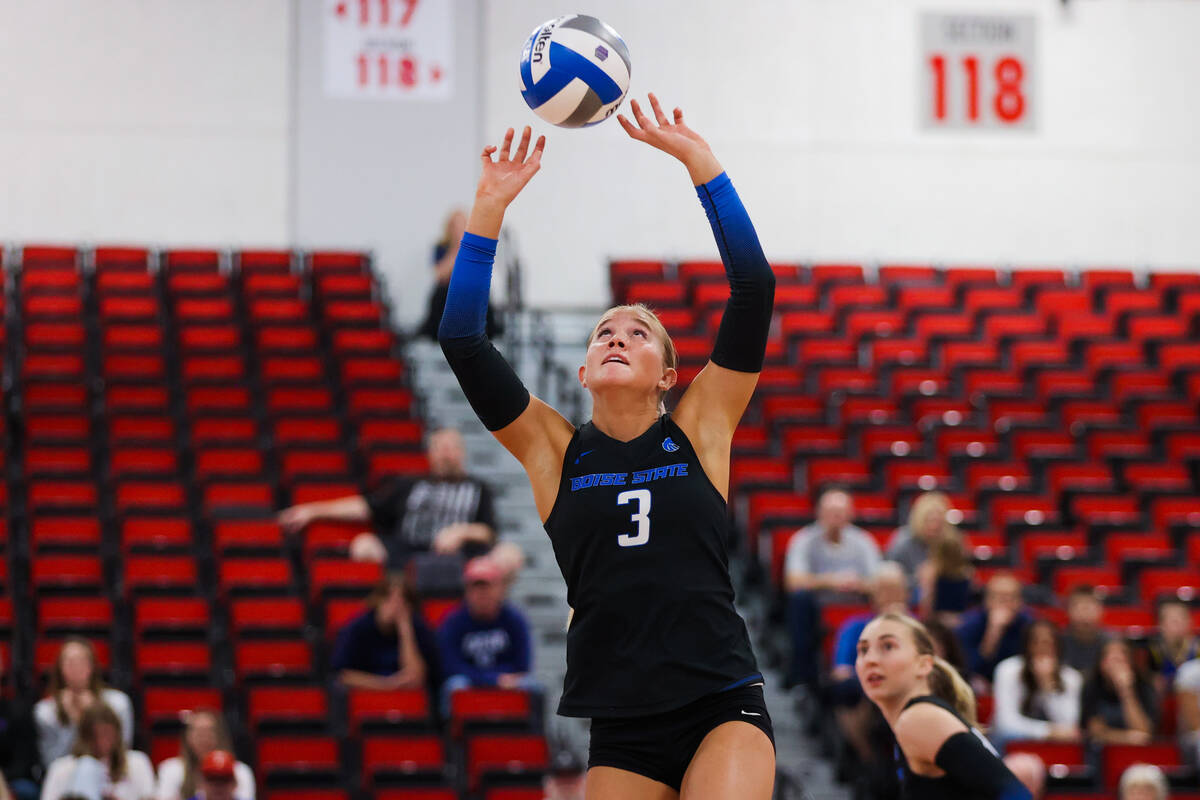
[519,14,631,128]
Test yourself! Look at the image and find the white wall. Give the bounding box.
[0,0,291,246]
[292,0,482,324]
[483,0,1200,310]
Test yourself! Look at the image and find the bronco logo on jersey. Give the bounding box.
[661,437,680,452]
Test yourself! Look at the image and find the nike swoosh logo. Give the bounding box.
[574,449,595,465]
[740,710,762,717]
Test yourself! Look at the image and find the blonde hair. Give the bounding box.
[876,612,977,726]
[585,304,679,412]
[908,491,951,537]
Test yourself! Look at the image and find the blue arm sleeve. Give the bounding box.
[696,172,776,373]
[437,233,531,431]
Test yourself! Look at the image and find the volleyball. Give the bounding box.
[519,14,631,128]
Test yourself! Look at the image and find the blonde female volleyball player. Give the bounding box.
[437,94,776,799]
[855,613,1031,800]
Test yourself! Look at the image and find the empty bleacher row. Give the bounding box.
[612,258,1200,797]
[1,245,549,800]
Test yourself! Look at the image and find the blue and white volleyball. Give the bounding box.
[519,15,631,128]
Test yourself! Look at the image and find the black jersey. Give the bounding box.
[543,414,760,718]
[897,695,1006,800]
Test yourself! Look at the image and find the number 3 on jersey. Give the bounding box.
[616,489,651,547]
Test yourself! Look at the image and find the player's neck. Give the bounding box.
[591,393,661,443]
[877,686,927,729]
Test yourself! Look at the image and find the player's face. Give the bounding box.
[855,619,931,704]
[581,310,674,400]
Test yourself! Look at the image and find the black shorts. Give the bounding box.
[587,683,775,791]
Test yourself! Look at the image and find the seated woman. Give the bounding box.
[155,710,254,800]
[331,573,442,702]
[1081,638,1160,746]
[40,704,154,800]
[916,525,974,628]
[993,619,1083,744]
[34,639,133,770]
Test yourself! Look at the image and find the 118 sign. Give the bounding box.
[929,52,1027,125]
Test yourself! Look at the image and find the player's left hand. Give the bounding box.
[619,93,723,184]
[618,94,711,162]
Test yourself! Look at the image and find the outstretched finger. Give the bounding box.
[674,107,684,125]
[629,98,652,131]
[617,114,644,141]
[529,134,547,164]
[648,93,670,126]
[498,128,515,161]
[513,126,533,163]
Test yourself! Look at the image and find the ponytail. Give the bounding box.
[930,655,977,727]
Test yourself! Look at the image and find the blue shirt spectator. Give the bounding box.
[331,574,442,696]
[956,572,1032,683]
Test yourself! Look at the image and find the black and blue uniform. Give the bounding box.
[439,170,776,790]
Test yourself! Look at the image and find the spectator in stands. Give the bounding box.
[1081,638,1160,746]
[278,428,522,581]
[185,751,246,800]
[1002,753,1046,799]
[1145,599,1198,692]
[956,572,1033,685]
[40,704,154,800]
[1117,763,1169,800]
[1173,657,1200,767]
[417,208,502,340]
[886,491,951,585]
[1059,584,1111,674]
[155,711,254,800]
[438,557,538,715]
[1,648,38,800]
[783,488,881,689]
[35,639,133,769]
[916,524,973,627]
[924,617,970,679]
[331,573,442,699]
[827,563,909,764]
[992,619,1083,745]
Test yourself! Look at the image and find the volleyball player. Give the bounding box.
[855,613,1032,800]
[437,93,776,799]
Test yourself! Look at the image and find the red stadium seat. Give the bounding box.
[234,640,313,680]
[219,559,293,596]
[256,736,340,776]
[38,597,113,633]
[213,519,284,553]
[238,250,293,274]
[114,481,186,512]
[135,641,211,677]
[247,686,328,732]
[119,518,192,552]
[178,324,240,352]
[257,325,319,353]
[110,447,178,478]
[449,689,534,736]
[348,689,432,733]
[31,556,102,592]
[274,417,343,446]
[31,516,102,551]
[1101,742,1182,789]
[203,483,275,513]
[308,559,383,601]
[361,735,446,786]
[191,417,258,445]
[142,687,223,729]
[124,555,197,595]
[1139,569,1199,604]
[230,597,307,636]
[133,598,210,636]
[466,734,548,790]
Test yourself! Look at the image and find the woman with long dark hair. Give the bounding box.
[993,618,1082,744]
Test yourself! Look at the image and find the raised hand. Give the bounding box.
[476,126,546,206]
[468,126,546,238]
[617,93,722,184]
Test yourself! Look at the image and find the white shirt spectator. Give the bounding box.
[993,655,1083,741]
[40,750,155,800]
[155,756,256,800]
[34,690,134,768]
